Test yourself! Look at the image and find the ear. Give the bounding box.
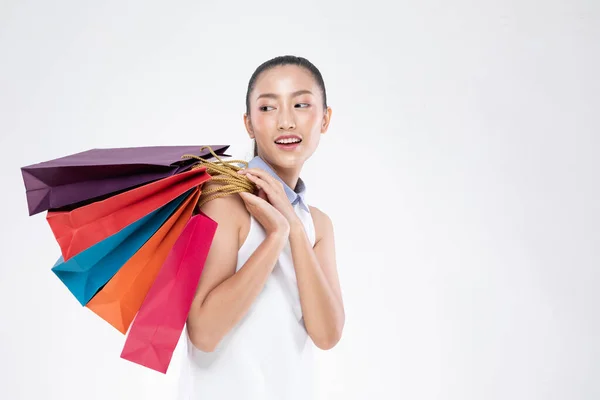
[243,113,254,138]
[320,107,333,134]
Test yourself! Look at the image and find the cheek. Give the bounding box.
[250,113,273,130]
[299,109,323,129]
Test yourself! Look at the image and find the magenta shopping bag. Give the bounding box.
[121,212,218,373]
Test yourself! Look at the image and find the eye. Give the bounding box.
[260,105,275,112]
[295,103,310,108]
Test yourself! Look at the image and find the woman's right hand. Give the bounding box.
[239,189,290,237]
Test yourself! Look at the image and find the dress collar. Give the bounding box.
[247,156,309,212]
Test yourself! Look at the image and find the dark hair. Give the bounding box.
[245,55,328,157]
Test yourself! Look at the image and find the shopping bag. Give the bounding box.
[21,144,253,374]
[86,188,200,334]
[52,191,190,306]
[120,212,218,373]
[21,145,229,216]
[47,167,211,261]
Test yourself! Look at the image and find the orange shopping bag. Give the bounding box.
[86,187,201,334]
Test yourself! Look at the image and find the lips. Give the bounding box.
[274,134,302,144]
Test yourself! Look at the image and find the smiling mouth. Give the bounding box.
[274,139,302,145]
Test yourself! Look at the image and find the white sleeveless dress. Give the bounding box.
[177,201,317,400]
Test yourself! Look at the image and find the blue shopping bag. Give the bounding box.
[51,190,190,305]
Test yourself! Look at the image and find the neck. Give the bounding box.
[261,156,302,192]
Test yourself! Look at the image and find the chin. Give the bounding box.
[267,147,308,168]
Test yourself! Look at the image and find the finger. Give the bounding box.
[245,173,273,194]
[249,173,285,196]
[239,191,251,202]
[240,191,268,205]
[239,192,257,204]
[239,167,265,176]
[239,193,258,213]
[239,168,280,187]
[257,188,268,201]
[238,167,263,175]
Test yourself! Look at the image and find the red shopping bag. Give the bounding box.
[120,211,217,373]
[47,167,211,261]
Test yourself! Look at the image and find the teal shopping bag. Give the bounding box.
[51,190,190,306]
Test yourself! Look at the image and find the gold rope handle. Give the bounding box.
[181,146,256,209]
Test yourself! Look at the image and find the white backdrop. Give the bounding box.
[1,1,599,399]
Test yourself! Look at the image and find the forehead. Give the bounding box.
[252,65,319,97]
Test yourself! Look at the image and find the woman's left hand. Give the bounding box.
[238,167,301,225]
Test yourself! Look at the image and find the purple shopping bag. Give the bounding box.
[20,145,230,216]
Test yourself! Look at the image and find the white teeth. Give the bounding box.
[276,138,301,144]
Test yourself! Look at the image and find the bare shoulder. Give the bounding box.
[308,205,330,221]
[308,205,333,244]
[198,181,247,226]
[198,180,251,246]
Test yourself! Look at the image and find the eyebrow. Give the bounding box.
[256,90,314,100]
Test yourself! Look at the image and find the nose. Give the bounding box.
[277,106,296,131]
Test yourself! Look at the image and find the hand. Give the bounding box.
[238,168,300,225]
[239,191,290,237]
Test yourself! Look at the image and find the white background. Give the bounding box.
[1,1,599,399]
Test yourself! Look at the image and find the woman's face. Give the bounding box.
[244,65,331,169]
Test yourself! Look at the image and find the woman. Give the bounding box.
[178,55,345,399]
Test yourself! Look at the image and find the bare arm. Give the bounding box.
[290,207,345,350]
[236,168,345,350]
[186,189,288,352]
